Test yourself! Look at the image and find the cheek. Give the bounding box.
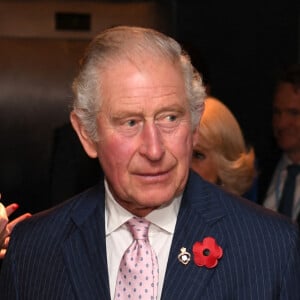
[191,156,218,184]
[169,128,193,158]
[191,160,209,177]
[97,135,135,173]
[191,160,202,176]
[272,117,282,130]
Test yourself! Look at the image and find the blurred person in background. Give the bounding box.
[262,64,300,224]
[191,97,256,200]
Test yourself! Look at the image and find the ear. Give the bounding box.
[70,111,98,158]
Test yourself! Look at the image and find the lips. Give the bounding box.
[138,170,169,176]
[136,171,169,178]
[133,169,173,183]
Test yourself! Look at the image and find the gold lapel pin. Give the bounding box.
[178,247,191,265]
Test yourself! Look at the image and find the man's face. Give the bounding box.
[89,57,193,216]
[273,82,300,160]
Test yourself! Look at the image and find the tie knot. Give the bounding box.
[126,217,150,240]
[287,164,300,177]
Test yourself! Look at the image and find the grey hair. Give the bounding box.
[72,26,206,141]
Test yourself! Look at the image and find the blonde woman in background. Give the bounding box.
[191,97,256,199]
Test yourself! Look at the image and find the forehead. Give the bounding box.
[100,56,187,110]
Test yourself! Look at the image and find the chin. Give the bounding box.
[279,143,296,152]
[277,138,295,149]
[134,189,176,207]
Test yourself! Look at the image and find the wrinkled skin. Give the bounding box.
[71,56,194,217]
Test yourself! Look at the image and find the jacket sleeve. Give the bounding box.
[0,232,19,299]
[280,229,300,299]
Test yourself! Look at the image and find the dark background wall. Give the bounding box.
[172,1,299,158]
[0,0,170,214]
[170,1,299,199]
[0,0,299,214]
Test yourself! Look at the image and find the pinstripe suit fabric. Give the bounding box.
[0,171,299,299]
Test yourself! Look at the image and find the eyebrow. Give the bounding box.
[111,103,187,118]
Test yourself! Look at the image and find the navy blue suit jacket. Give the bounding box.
[1,171,300,299]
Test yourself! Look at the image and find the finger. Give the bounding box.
[6,213,32,232]
[0,228,8,259]
[0,248,6,259]
[1,236,10,249]
[5,203,19,217]
[0,206,8,234]
[0,236,10,260]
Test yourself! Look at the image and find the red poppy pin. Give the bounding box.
[192,237,223,268]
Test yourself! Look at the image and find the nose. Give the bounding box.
[139,122,165,161]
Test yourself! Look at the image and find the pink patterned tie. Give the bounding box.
[114,217,159,300]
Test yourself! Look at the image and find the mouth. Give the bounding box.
[133,169,172,183]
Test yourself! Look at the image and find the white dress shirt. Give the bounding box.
[263,154,300,221]
[104,180,181,299]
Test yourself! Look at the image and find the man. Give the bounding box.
[0,26,299,299]
[263,65,300,223]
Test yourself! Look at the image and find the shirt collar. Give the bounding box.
[105,179,182,236]
[280,154,300,172]
[282,154,292,166]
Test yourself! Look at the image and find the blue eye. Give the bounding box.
[167,115,177,122]
[154,113,180,131]
[127,119,137,127]
[193,151,206,160]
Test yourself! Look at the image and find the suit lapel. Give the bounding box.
[62,185,111,300]
[60,172,228,299]
[162,172,227,299]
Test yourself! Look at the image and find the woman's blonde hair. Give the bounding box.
[197,97,255,196]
